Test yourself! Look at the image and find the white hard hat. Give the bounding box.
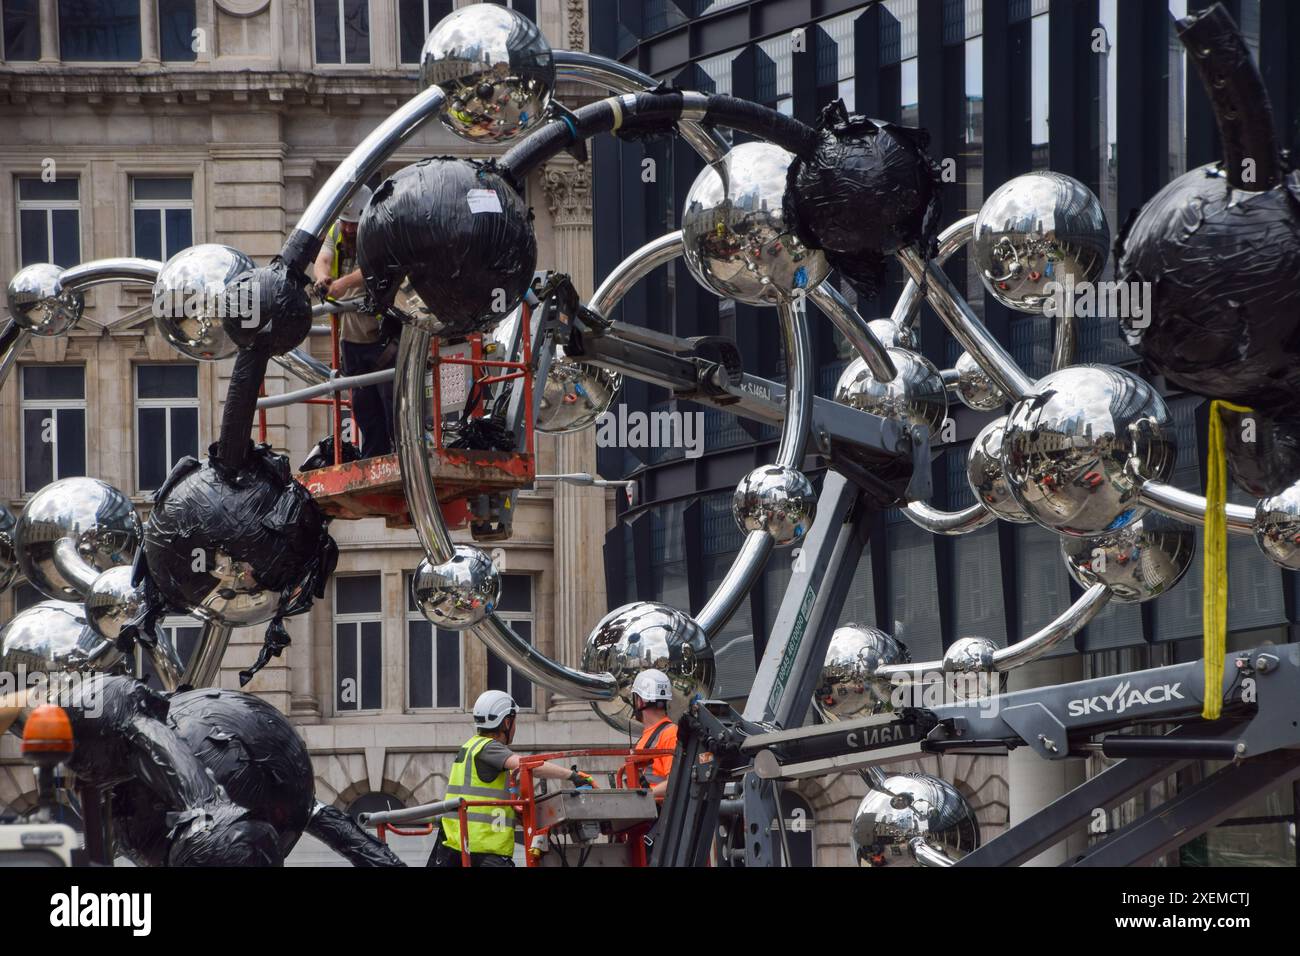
[631,669,672,705]
[338,184,373,224]
[472,689,517,730]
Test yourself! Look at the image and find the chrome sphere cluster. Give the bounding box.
[411,545,502,630]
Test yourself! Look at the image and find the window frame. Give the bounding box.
[129,176,194,262]
[333,573,385,714]
[56,0,143,63]
[134,363,200,495]
[16,176,81,268]
[404,570,465,712]
[20,364,87,494]
[490,573,535,712]
[134,614,203,681]
[314,0,372,66]
[397,0,452,66]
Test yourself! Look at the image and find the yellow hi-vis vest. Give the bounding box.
[441,734,516,857]
[325,220,351,280]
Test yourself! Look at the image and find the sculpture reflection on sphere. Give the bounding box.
[966,417,1031,524]
[1254,480,1300,571]
[835,347,947,436]
[1060,516,1195,602]
[812,624,909,721]
[6,262,84,337]
[851,772,980,867]
[732,465,816,547]
[151,244,251,361]
[411,545,502,630]
[536,345,622,434]
[0,599,123,677]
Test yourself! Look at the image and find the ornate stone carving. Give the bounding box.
[567,0,586,51]
[542,163,593,228]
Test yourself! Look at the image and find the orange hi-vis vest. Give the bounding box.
[635,717,677,790]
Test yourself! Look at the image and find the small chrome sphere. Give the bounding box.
[835,347,947,436]
[1061,516,1195,602]
[16,477,142,602]
[0,599,123,677]
[851,772,981,867]
[973,171,1109,314]
[420,3,554,144]
[732,465,816,547]
[536,345,622,434]
[681,142,829,306]
[1002,365,1175,537]
[966,417,1031,524]
[6,263,84,337]
[942,636,998,674]
[812,624,909,721]
[0,504,17,594]
[411,546,502,631]
[152,244,252,361]
[954,351,1006,411]
[84,566,146,642]
[867,319,916,351]
[1254,481,1300,571]
[580,601,714,733]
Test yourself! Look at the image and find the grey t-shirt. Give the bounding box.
[475,740,514,783]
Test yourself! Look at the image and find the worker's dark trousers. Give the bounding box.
[341,340,395,458]
[427,838,515,868]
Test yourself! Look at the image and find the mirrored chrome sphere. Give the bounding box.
[580,601,714,733]
[0,504,17,594]
[1002,365,1175,537]
[966,417,1031,524]
[151,244,252,361]
[973,171,1109,314]
[536,345,622,434]
[16,478,142,602]
[942,636,998,674]
[851,772,981,867]
[867,319,916,351]
[411,546,502,630]
[681,142,829,306]
[6,263,84,337]
[954,351,1006,411]
[835,348,947,436]
[812,624,909,721]
[0,600,123,677]
[1060,516,1195,602]
[732,465,816,547]
[84,566,146,642]
[1254,481,1300,571]
[420,3,554,144]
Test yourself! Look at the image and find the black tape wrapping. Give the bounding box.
[357,158,537,338]
[789,100,943,299]
[300,433,362,472]
[1222,408,1300,497]
[307,803,406,867]
[0,318,22,356]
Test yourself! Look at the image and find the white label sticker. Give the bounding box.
[467,189,503,214]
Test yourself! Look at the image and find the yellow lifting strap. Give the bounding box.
[1202,399,1252,719]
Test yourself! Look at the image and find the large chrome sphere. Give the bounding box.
[536,346,622,434]
[835,347,947,436]
[580,602,714,733]
[0,504,17,594]
[867,318,916,351]
[84,566,146,642]
[966,417,1031,523]
[942,636,998,674]
[152,244,251,361]
[972,171,1109,314]
[954,351,1006,411]
[420,3,554,144]
[732,465,816,547]
[1254,481,1300,571]
[16,478,142,601]
[1002,365,1175,537]
[411,546,501,631]
[851,772,981,867]
[1060,516,1195,602]
[681,142,829,306]
[6,263,84,337]
[812,624,909,721]
[0,600,123,677]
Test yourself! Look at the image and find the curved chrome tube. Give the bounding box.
[51,538,100,595]
[808,282,896,382]
[903,501,995,536]
[0,322,31,388]
[1139,480,1254,535]
[554,50,728,164]
[140,629,186,692]
[179,620,235,688]
[56,257,163,292]
[877,583,1110,681]
[271,347,332,386]
[909,837,958,867]
[589,231,686,318]
[889,216,975,331]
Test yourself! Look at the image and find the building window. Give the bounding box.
[136,615,202,685]
[397,0,451,64]
[22,365,85,494]
[13,581,43,611]
[135,364,199,493]
[406,571,462,709]
[487,574,534,709]
[314,0,370,65]
[485,0,535,22]
[158,0,196,61]
[17,177,80,268]
[58,0,141,61]
[131,177,193,262]
[3,0,40,60]
[335,574,382,712]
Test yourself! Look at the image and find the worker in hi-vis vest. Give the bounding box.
[430,690,597,867]
[631,669,678,800]
[311,183,397,459]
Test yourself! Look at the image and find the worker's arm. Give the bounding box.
[311,245,334,290]
[651,780,668,799]
[327,268,366,300]
[504,754,594,786]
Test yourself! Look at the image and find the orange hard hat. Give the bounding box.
[21,704,74,757]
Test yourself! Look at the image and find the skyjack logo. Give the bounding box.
[49,886,152,936]
[1067,681,1184,717]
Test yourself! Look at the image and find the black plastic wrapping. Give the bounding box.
[222,258,313,355]
[216,349,269,471]
[358,158,536,338]
[790,100,943,299]
[307,803,406,867]
[1223,408,1300,497]
[301,434,362,471]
